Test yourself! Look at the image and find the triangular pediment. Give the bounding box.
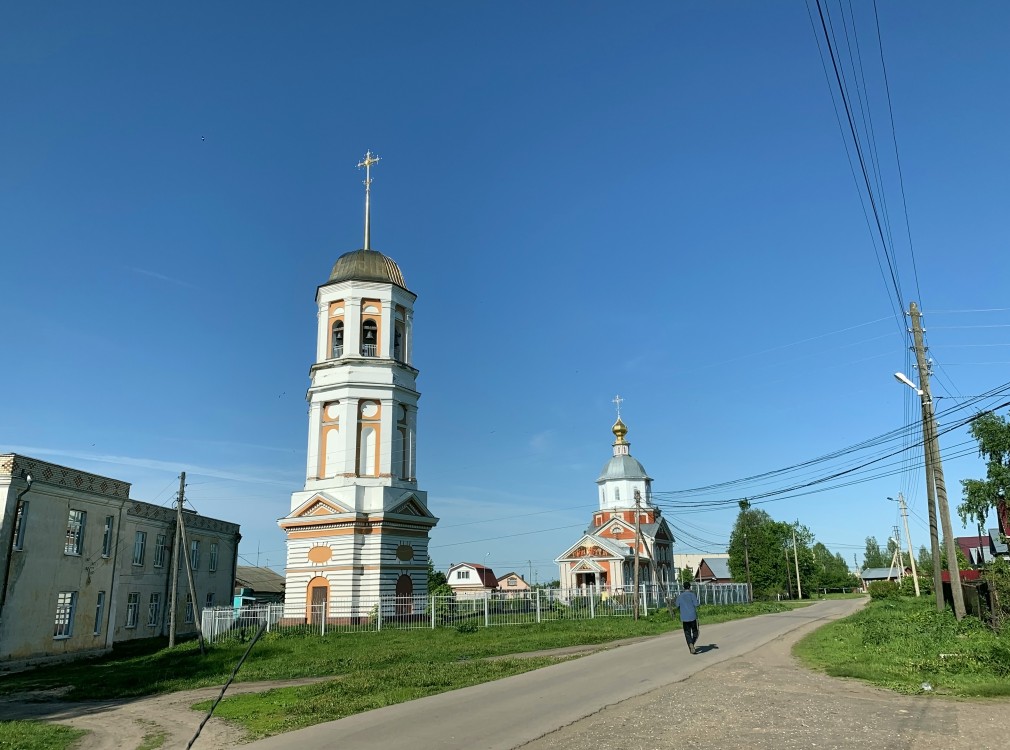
[288,492,353,519]
[571,559,605,573]
[556,533,628,563]
[388,494,435,519]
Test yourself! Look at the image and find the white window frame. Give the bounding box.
[154,534,167,568]
[102,515,114,557]
[54,591,77,639]
[190,540,200,571]
[209,542,218,573]
[133,531,147,566]
[184,594,194,624]
[148,592,161,627]
[126,592,140,628]
[65,510,86,556]
[94,591,106,635]
[205,592,215,609]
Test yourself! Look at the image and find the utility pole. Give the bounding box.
[743,533,752,603]
[792,528,802,600]
[168,472,184,648]
[784,547,794,599]
[527,560,533,584]
[910,302,965,620]
[895,494,920,596]
[633,495,641,620]
[177,500,206,655]
[892,526,904,581]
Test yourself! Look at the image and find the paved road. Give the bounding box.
[247,598,895,750]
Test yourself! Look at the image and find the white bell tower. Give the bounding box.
[280,152,438,621]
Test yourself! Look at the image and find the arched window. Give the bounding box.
[331,321,344,358]
[393,323,404,361]
[614,487,620,503]
[361,320,378,357]
[395,574,413,615]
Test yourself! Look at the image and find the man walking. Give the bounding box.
[674,581,700,654]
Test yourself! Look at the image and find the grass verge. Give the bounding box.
[0,721,87,750]
[794,596,1010,697]
[0,602,795,702]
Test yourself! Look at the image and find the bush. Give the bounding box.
[867,580,900,599]
[455,621,478,634]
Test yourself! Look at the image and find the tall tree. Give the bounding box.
[917,545,932,573]
[959,412,1010,536]
[863,536,888,569]
[728,502,801,599]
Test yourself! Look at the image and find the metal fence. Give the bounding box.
[202,582,751,643]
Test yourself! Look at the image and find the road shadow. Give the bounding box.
[695,643,718,654]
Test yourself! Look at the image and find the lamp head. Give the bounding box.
[893,372,923,396]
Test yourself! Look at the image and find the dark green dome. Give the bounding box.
[328,249,407,288]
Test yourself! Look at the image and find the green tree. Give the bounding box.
[427,557,447,590]
[959,412,1010,540]
[941,538,970,571]
[679,566,694,585]
[917,544,932,572]
[728,501,805,599]
[811,543,859,589]
[862,536,888,569]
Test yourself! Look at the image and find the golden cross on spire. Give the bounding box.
[612,394,623,420]
[357,150,381,250]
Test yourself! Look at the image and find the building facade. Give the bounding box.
[0,454,239,668]
[555,417,674,591]
[279,159,437,621]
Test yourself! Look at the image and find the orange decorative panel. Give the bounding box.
[307,545,333,563]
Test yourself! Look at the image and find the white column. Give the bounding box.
[379,399,395,478]
[315,301,329,362]
[346,297,362,356]
[305,401,323,479]
[381,300,394,359]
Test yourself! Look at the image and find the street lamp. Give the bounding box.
[894,370,965,618]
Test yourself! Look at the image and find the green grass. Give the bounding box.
[0,602,795,702]
[0,721,86,750]
[794,596,1010,697]
[195,656,564,739]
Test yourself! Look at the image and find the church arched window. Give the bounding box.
[614,488,620,503]
[393,324,404,362]
[331,321,344,358]
[361,320,378,357]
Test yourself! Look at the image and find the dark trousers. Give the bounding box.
[682,619,699,645]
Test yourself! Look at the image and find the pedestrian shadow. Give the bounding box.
[695,644,718,654]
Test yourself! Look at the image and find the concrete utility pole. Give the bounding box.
[892,526,904,581]
[633,495,641,620]
[792,528,802,600]
[909,302,965,620]
[894,494,920,596]
[168,472,184,648]
[177,501,206,655]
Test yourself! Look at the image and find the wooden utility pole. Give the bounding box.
[177,504,206,654]
[743,534,752,603]
[910,302,965,620]
[633,495,641,620]
[784,547,794,599]
[896,494,920,596]
[168,472,184,648]
[792,528,803,600]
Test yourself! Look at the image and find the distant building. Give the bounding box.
[496,572,531,597]
[695,557,734,584]
[859,566,910,591]
[0,454,240,669]
[235,565,286,605]
[447,563,498,599]
[556,415,674,592]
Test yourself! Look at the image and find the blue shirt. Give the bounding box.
[676,590,699,622]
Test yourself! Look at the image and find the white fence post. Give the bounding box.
[431,596,436,629]
[483,596,489,628]
[320,604,326,637]
[536,590,541,624]
[589,592,595,619]
[641,584,648,617]
[377,596,383,632]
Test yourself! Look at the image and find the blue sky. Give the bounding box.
[3,2,1009,581]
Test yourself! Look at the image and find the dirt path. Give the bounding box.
[0,678,329,750]
[519,620,1007,750]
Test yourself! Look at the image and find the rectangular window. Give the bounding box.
[65,510,86,555]
[154,534,167,568]
[184,594,194,624]
[148,592,161,627]
[94,591,106,635]
[126,592,140,628]
[133,531,147,566]
[205,592,215,609]
[102,515,114,557]
[12,500,28,550]
[54,591,77,638]
[190,540,200,571]
[209,542,218,572]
